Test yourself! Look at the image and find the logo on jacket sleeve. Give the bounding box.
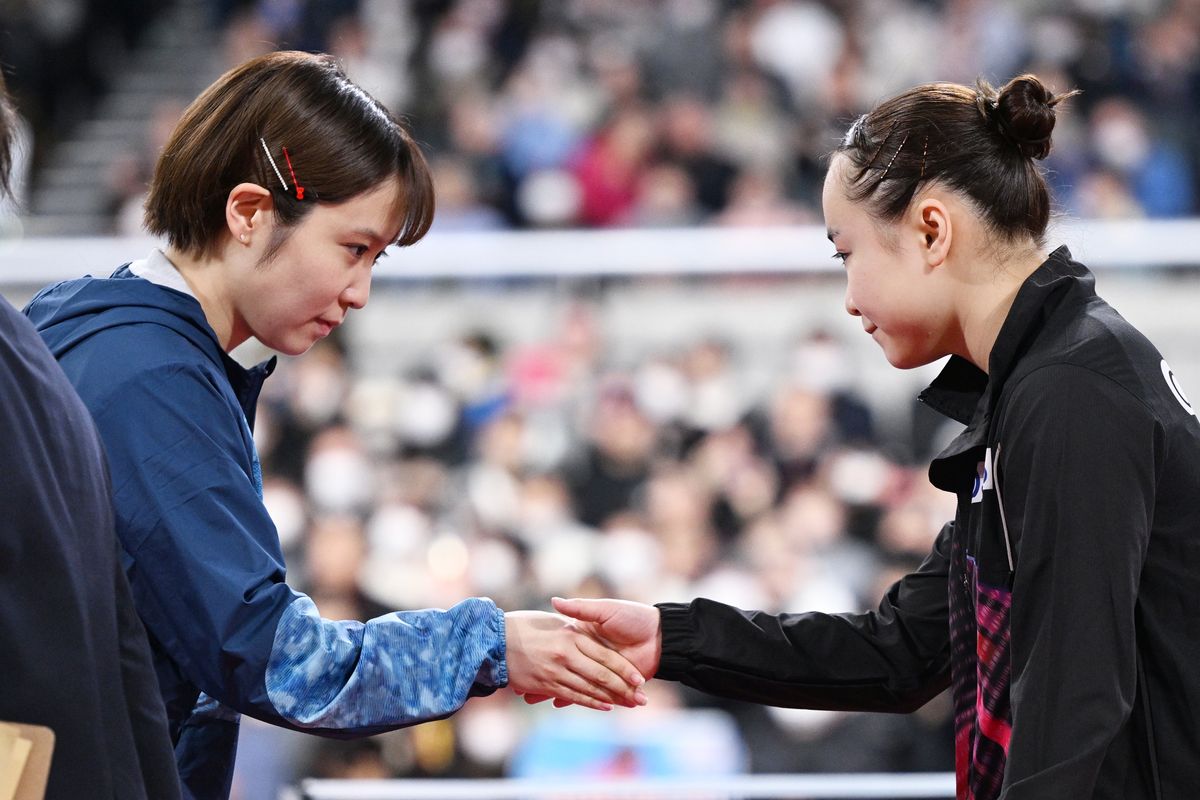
[1161,359,1196,417]
[972,447,994,504]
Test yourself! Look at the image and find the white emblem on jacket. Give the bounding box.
[971,447,994,504]
[1162,359,1197,417]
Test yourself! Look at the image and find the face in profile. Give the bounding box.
[820,154,947,370]
[231,176,404,356]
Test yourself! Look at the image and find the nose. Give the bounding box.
[341,266,372,311]
[844,285,860,317]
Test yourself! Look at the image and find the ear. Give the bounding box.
[913,197,951,268]
[225,182,274,244]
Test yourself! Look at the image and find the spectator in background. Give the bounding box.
[658,95,738,216]
[566,379,658,529]
[1086,96,1194,217]
[572,106,656,226]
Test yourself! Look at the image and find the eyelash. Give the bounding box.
[346,244,392,266]
[831,252,848,264]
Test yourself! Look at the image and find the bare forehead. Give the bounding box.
[823,153,855,190]
[821,154,855,219]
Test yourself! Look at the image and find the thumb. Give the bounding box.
[552,596,609,623]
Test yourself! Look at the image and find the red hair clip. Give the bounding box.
[260,137,306,200]
[282,146,305,200]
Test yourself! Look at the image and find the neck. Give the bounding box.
[164,246,246,352]
[956,245,1047,374]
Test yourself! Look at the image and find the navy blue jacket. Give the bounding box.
[26,267,507,799]
[0,295,180,799]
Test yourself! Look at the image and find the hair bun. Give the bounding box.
[978,74,1076,160]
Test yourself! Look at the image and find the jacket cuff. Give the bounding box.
[473,601,507,693]
[654,602,696,680]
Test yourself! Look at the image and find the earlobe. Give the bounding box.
[917,199,951,267]
[226,182,274,243]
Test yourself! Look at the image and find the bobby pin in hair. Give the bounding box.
[260,138,289,193]
[864,120,899,170]
[878,133,909,182]
[282,146,305,200]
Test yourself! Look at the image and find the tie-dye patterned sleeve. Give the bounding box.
[265,594,507,730]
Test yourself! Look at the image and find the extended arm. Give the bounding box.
[97,364,642,737]
[554,522,955,714]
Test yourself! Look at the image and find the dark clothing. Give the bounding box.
[657,247,1200,799]
[25,264,506,800]
[0,296,179,799]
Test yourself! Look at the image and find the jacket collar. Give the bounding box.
[921,245,1094,491]
[111,263,277,427]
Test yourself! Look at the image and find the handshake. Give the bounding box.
[503,598,662,711]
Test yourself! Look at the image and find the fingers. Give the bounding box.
[531,638,640,710]
[504,609,647,711]
[552,596,607,623]
[539,641,636,710]
[546,669,619,711]
[573,634,648,706]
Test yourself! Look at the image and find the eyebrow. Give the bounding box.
[352,228,387,246]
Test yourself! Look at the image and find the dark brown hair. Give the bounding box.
[0,71,15,200]
[835,74,1078,244]
[145,51,434,259]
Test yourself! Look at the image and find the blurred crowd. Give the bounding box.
[0,0,163,144]
[3,0,1200,232]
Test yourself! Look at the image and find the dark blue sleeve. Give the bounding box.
[90,359,506,734]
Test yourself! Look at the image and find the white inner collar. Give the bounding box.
[127,249,195,298]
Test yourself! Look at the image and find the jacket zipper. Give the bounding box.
[992,443,1015,573]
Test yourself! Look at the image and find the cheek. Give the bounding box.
[293,262,346,310]
[846,272,880,316]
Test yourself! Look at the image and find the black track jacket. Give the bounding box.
[656,247,1200,799]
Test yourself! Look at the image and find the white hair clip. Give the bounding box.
[260,137,289,192]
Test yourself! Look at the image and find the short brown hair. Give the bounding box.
[836,74,1078,245]
[145,51,434,258]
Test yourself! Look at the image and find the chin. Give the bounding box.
[290,341,319,356]
[880,345,929,371]
[265,337,316,357]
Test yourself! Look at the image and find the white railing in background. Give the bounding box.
[2,218,1200,285]
[283,773,956,800]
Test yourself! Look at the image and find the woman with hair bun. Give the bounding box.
[551,75,1200,798]
[24,51,645,800]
